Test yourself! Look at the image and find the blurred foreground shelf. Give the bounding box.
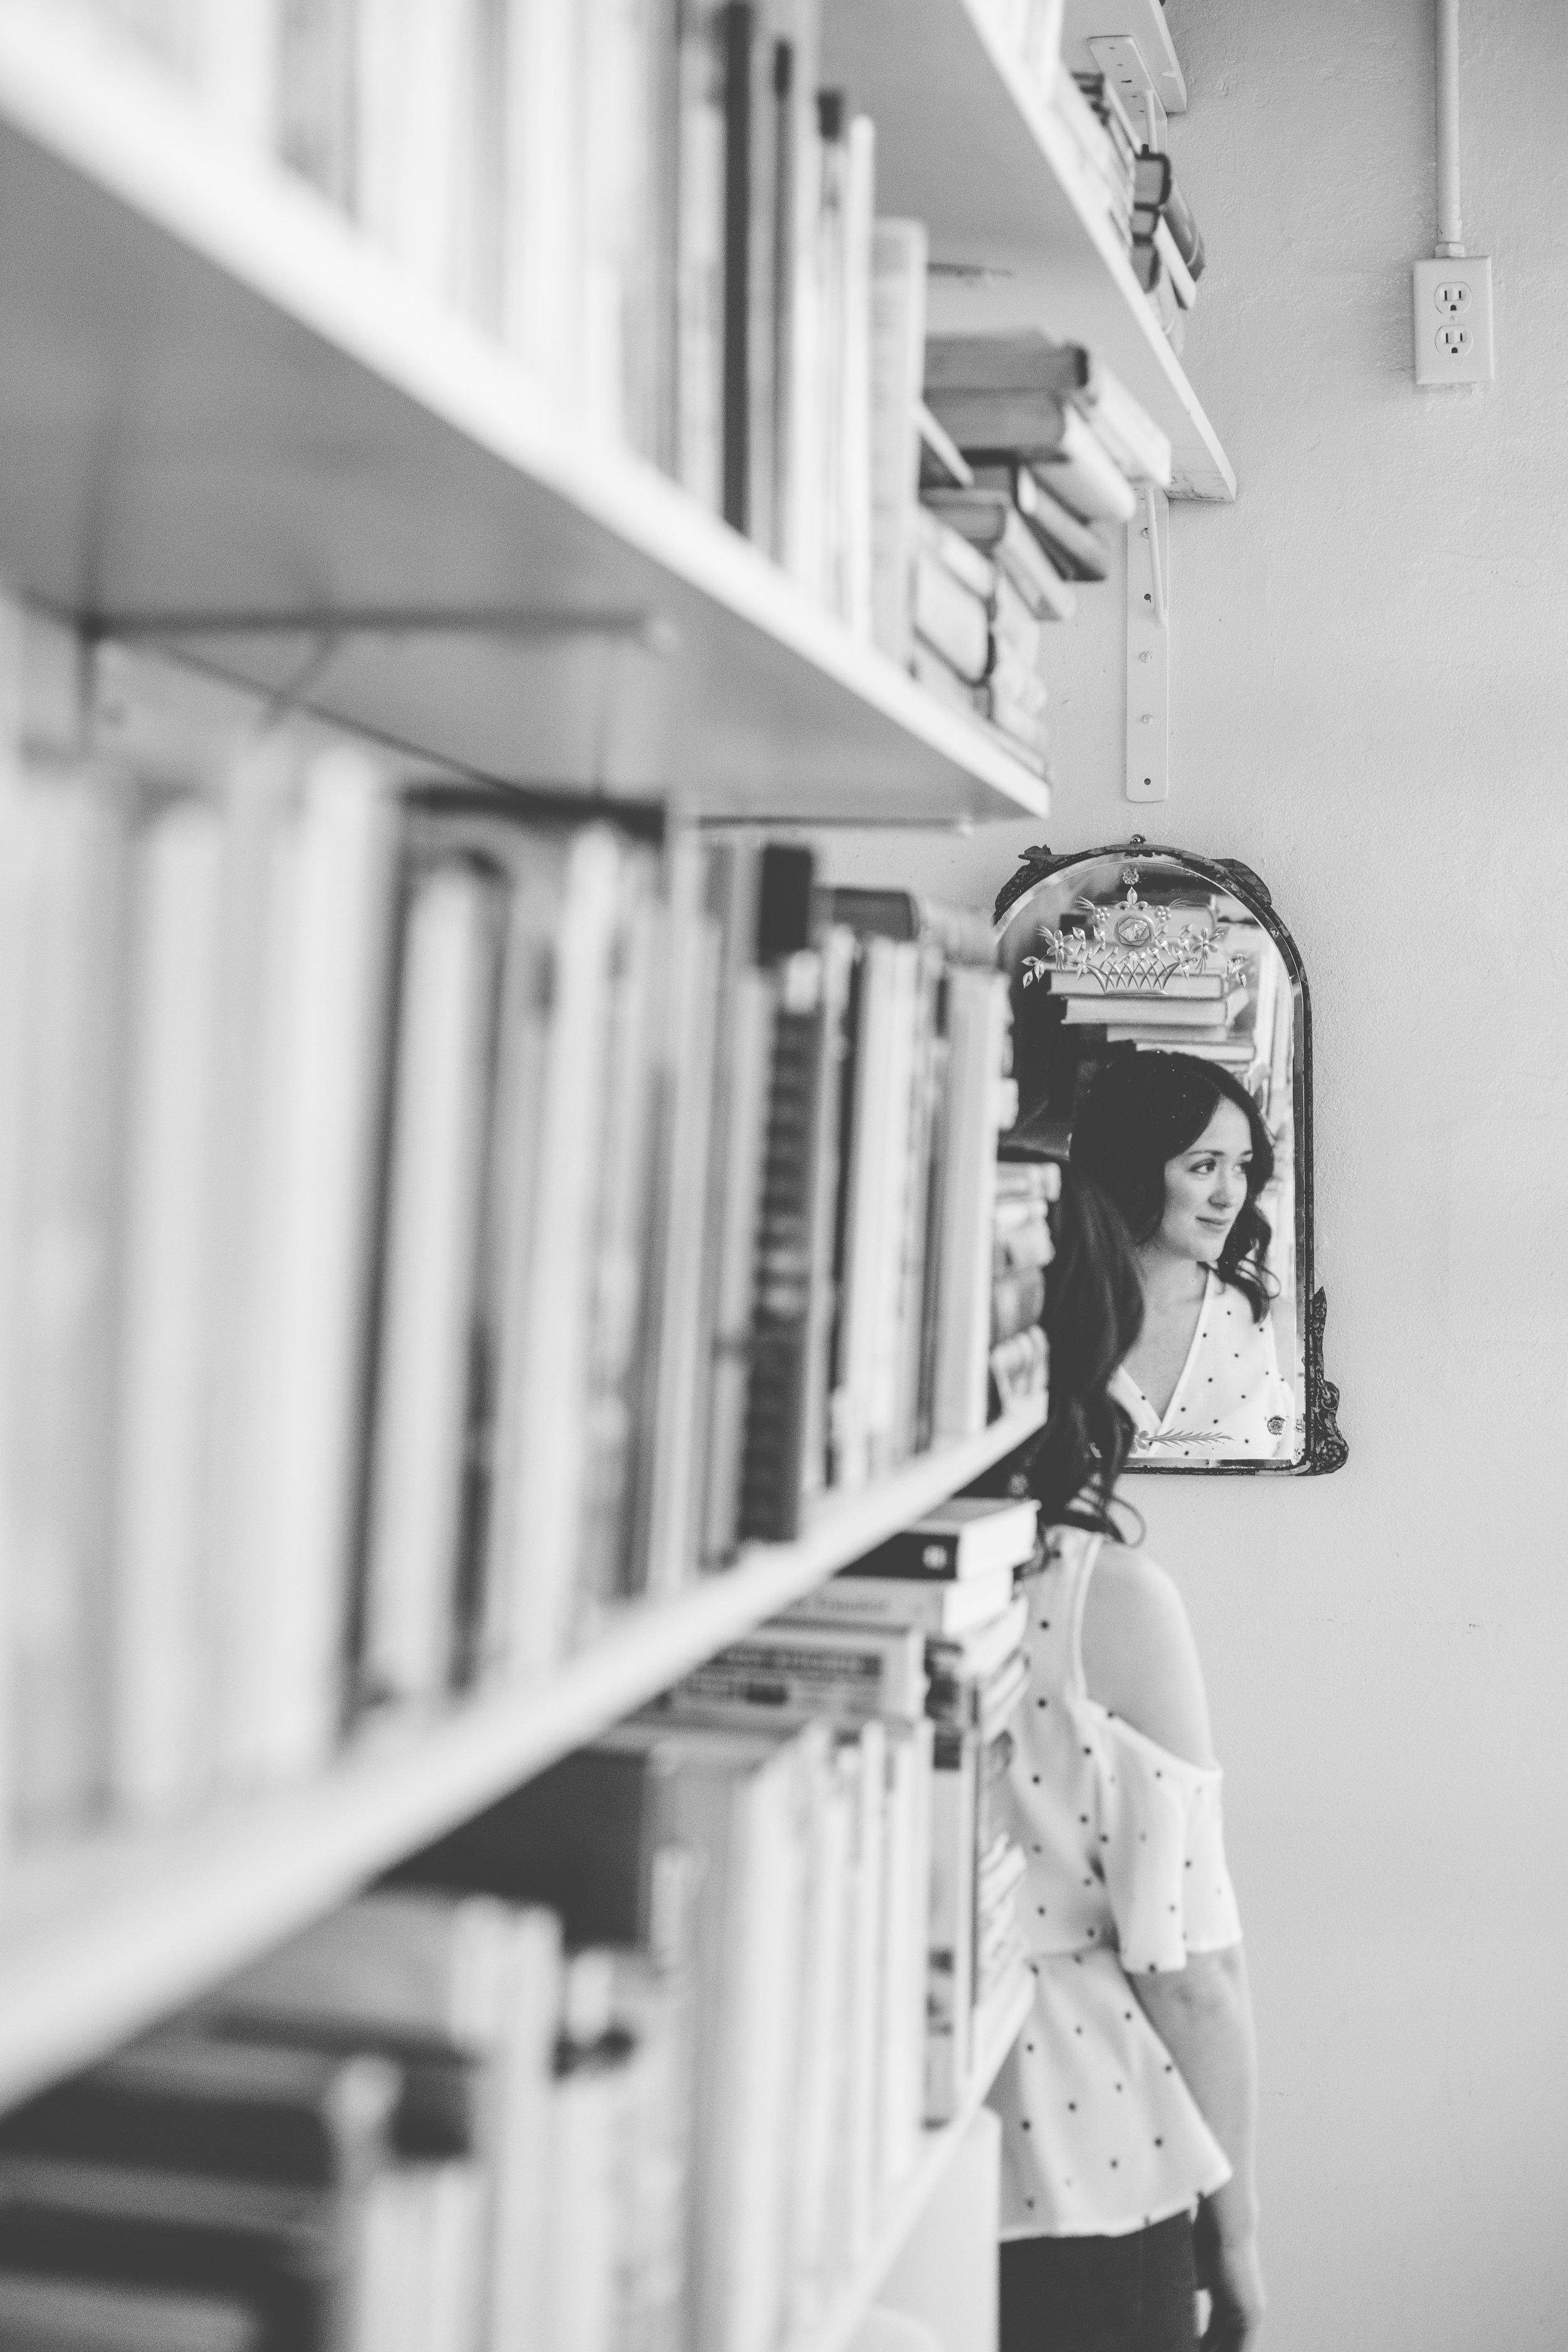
[0,9,1049,825]
[0,1404,1043,2112]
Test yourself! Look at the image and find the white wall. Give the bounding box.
[824,3,1568,2341]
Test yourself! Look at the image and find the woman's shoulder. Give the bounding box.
[1081,1542,1216,1768]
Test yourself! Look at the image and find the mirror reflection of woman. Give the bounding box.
[1071,1054,1294,1463]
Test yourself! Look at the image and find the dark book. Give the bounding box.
[0,2037,400,2352]
[721,4,755,532]
[823,888,998,972]
[0,2271,263,2351]
[967,463,1109,583]
[850,1497,1040,1583]
[733,847,823,1542]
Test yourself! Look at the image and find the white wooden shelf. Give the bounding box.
[824,0,1235,502]
[0,1404,1043,2114]
[800,1966,1032,2352]
[0,10,1048,827]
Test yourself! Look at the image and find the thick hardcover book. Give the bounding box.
[734,843,822,1541]
[652,1621,928,1724]
[0,2037,400,2352]
[852,1496,1040,1582]
[1060,985,1245,1029]
[778,1553,1016,1637]
[968,460,1109,581]
[912,544,991,684]
[0,2272,262,2351]
[927,1591,1030,1687]
[919,489,1078,621]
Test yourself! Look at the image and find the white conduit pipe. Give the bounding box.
[1435,0,1464,255]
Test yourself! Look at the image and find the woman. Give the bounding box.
[1069,1052,1293,1464]
[983,1167,1265,2352]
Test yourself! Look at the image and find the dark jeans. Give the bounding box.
[999,2212,1199,2352]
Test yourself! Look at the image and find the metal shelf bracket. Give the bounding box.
[1125,485,1169,803]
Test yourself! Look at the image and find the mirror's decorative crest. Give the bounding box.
[1021,881,1248,1000]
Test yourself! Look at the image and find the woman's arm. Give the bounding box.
[1133,1947,1264,2351]
[1083,1549,1265,2349]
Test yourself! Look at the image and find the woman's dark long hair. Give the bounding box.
[1069,1049,1277,1323]
[1015,1163,1145,1537]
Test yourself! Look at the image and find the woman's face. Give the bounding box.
[1157,1099,1254,1262]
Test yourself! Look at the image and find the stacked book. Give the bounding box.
[924,329,1172,516]
[1131,149,1207,341]
[775,1494,1041,2121]
[1044,933,1256,1067]
[0,622,1014,1846]
[1052,67,1138,245]
[1045,63,1206,349]
[0,1678,955,2352]
[991,1161,1058,1414]
[909,498,1057,773]
[50,0,907,633]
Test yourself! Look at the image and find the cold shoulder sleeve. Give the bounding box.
[1096,1715,1243,1974]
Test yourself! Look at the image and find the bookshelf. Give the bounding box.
[824,0,1236,501]
[0,1402,1042,2116]
[0,5,1094,2338]
[0,9,1049,825]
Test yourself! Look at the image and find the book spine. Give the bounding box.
[720,3,755,533]
[738,956,824,1543]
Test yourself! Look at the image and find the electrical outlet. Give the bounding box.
[1413,255,1495,384]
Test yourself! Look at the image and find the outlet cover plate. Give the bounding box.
[1413,256,1495,385]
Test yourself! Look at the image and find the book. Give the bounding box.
[931,970,1010,1440]
[869,218,929,664]
[1058,985,1246,1027]
[738,849,827,1542]
[846,1496,1042,1583]
[927,1589,1030,1688]
[924,1723,978,2120]
[109,792,226,1823]
[919,488,1078,621]
[778,1552,1017,1636]
[822,886,997,972]
[358,856,505,1708]
[916,399,973,492]
[0,2035,402,2352]
[0,2273,263,2351]
[912,539,992,685]
[651,1622,928,1724]
[926,332,1171,489]
[1155,215,1198,310]
[8,766,127,1833]
[968,460,1109,580]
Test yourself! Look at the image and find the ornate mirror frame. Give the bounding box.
[995,835,1348,1478]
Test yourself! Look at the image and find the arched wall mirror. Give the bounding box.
[994,838,1347,1476]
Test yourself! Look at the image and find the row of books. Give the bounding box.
[897,329,1169,762]
[53,0,925,647]
[1049,64,1207,349]
[0,619,1014,1841]
[0,1494,1043,2352]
